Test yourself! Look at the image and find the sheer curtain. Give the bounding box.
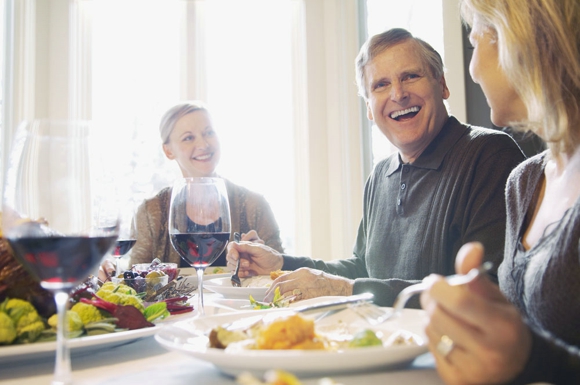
[1,0,366,260]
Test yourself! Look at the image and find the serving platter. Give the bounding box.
[0,325,161,365]
[155,304,428,377]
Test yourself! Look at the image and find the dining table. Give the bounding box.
[0,292,445,385]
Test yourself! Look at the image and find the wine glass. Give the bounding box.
[168,177,231,315]
[112,207,137,277]
[2,120,118,385]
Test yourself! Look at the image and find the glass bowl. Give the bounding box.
[133,262,179,281]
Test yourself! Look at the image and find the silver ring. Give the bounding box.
[436,335,455,358]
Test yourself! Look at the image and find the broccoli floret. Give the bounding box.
[96,283,144,313]
[0,312,17,345]
[2,298,45,343]
[98,282,137,296]
[47,310,84,333]
[70,302,109,325]
[3,298,38,325]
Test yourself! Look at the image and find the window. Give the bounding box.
[91,0,296,252]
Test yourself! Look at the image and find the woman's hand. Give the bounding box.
[226,241,284,277]
[420,242,532,385]
[264,267,354,302]
[98,259,115,282]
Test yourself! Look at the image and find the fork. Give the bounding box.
[349,262,493,325]
[230,232,242,287]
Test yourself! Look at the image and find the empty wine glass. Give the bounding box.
[2,120,119,385]
[168,177,231,315]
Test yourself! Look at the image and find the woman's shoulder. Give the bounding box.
[137,187,172,214]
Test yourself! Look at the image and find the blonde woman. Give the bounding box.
[100,101,284,279]
[421,0,580,384]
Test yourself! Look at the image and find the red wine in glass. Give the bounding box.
[8,235,117,289]
[112,239,136,276]
[113,239,136,256]
[168,177,231,316]
[170,232,229,267]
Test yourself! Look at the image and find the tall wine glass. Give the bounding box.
[112,206,137,276]
[2,120,118,385]
[168,177,231,315]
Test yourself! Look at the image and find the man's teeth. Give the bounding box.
[390,106,420,119]
[193,154,211,160]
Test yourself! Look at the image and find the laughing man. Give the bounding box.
[227,28,525,307]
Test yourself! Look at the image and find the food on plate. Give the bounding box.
[0,298,45,344]
[249,287,296,310]
[209,266,227,274]
[0,235,55,318]
[269,269,290,280]
[133,259,179,281]
[237,370,342,385]
[0,278,192,346]
[348,328,383,348]
[112,270,169,295]
[208,313,419,352]
[257,314,325,350]
[241,275,274,288]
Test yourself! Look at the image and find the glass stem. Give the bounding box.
[53,290,72,385]
[197,268,205,316]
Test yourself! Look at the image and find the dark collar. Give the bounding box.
[386,116,466,176]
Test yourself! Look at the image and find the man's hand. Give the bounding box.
[264,267,354,302]
[226,241,283,277]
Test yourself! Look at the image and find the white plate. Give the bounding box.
[203,276,270,300]
[155,305,428,377]
[0,325,160,364]
[178,267,231,287]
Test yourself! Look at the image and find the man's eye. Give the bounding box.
[403,74,419,81]
[373,81,389,90]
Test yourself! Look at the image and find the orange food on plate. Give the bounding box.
[269,270,290,280]
[256,314,325,350]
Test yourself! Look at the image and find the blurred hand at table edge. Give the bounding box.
[419,242,532,385]
[98,259,116,283]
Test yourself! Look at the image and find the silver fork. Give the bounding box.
[230,232,242,287]
[349,262,493,325]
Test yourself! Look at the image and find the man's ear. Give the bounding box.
[440,74,450,100]
[162,144,175,160]
[366,100,374,121]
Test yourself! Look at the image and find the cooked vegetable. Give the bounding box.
[70,302,110,325]
[80,297,154,330]
[348,329,382,348]
[96,282,145,312]
[249,287,290,309]
[0,311,17,345]
[143,302,170,322]
[1,298,45,343]
[47,310,84,334]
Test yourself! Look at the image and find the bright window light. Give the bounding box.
[91,0,295,253]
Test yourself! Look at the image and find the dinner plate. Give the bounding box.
[0,325,161,365]
[178,267,231,288]
[210,296,347,311]
[155,305,428,377]
[203,276,271,300]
